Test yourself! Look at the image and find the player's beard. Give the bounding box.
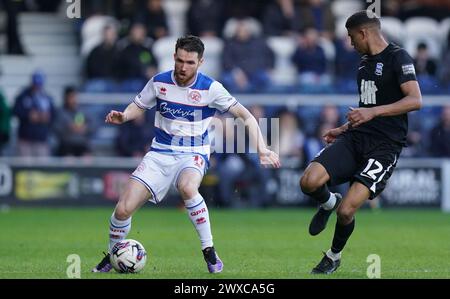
[175,69,196,86]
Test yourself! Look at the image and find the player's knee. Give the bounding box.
[337,206,355,225]
[178,181,199,200]
[115,202,133,220]
[300,172,321,193]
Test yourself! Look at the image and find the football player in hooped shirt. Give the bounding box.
[92,36,280,273]
[300,11,422,274]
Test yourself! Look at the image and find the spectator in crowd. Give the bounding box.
[137,0,169,40]
[334,36,360,93]
[319,104,340,128]
[187,0,226,37]
[116,113,154,158]
[33,0,61,12]
[304,122,333,163]
[0,90,10,154]
[222,18,275,93]
[414,42,437,76]
[413,42,438,92]
[224,0,268,20]
[429,105,450,157]
[399,0,450,21]
[262,0,302,36]
[84,24,120,93]
[116,23,158,92]
[4,0,25,55]
[381,0,402,18]
[12,71,55,157]
[402,110,425,157]
[54,87,93,157]
[292,27,331,92]
[113,0,143,22]
[298,0,335,40]
[438,31,450,89]
[80,10,118,57]
[272,109,305,167]
[214,113,272,208]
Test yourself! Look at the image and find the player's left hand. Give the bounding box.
[347,107,377,127]
[259,149,281,168]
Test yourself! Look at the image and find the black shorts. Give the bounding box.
[312,131,402,199]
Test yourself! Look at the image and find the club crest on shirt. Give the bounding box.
[375,63,383,76]
[194,155,204,168]
[188,90,202,104]
[159,87,167,96]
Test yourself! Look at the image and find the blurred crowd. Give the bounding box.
[78,0,450,94]
[2,0,450,93]
[1,0,450,206]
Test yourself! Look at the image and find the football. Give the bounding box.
[110,239,147,273]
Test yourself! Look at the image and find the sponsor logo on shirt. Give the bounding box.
[159,102,196,119]
[360,79,378,105]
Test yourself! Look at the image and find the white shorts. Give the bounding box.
[130,151,208,204]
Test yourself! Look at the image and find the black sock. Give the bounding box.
[331,218,355,254]
[303,184,330,204]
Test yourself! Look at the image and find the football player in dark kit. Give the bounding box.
[300,11,422,274]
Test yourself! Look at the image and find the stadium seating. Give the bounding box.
[440,17,450,42]
[404,17,442,58]
[335,17,348,39]
[0,13,81,103]
[381,17,405,45]
[266,36,297,87]
[200,36,224,79]
[152,36,179,73]
[331,0,364,20]
[161,0,189,36]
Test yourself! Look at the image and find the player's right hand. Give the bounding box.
[323,128,342,144]
[259,149,281,168]
[105,110,127,125]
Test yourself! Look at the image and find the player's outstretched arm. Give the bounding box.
[228,103,281,168]
[347,81,422,128]
[105,102,146,125]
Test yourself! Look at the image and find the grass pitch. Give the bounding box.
[0,207,449,279]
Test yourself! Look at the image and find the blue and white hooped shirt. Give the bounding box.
[133,71,238,159]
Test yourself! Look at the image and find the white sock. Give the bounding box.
[185,194,213,250]
[326,249,341,261]
[321,193,337,211]
[109,213,132,252]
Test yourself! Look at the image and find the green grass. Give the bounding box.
[0,207,449,279]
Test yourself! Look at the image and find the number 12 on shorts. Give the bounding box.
[360,159,384,181]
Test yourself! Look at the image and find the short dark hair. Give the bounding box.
[345,10,381,30]
[175,35,205,59]
[417,42,428,50]
[64,86,77,97]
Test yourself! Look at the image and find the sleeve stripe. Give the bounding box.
[221,100,238,113]
[133,99,148,110]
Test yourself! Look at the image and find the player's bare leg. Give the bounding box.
[311,181,369,274]
[300,162,343,236]
[92,179,151,273]
[177,168,223,273]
